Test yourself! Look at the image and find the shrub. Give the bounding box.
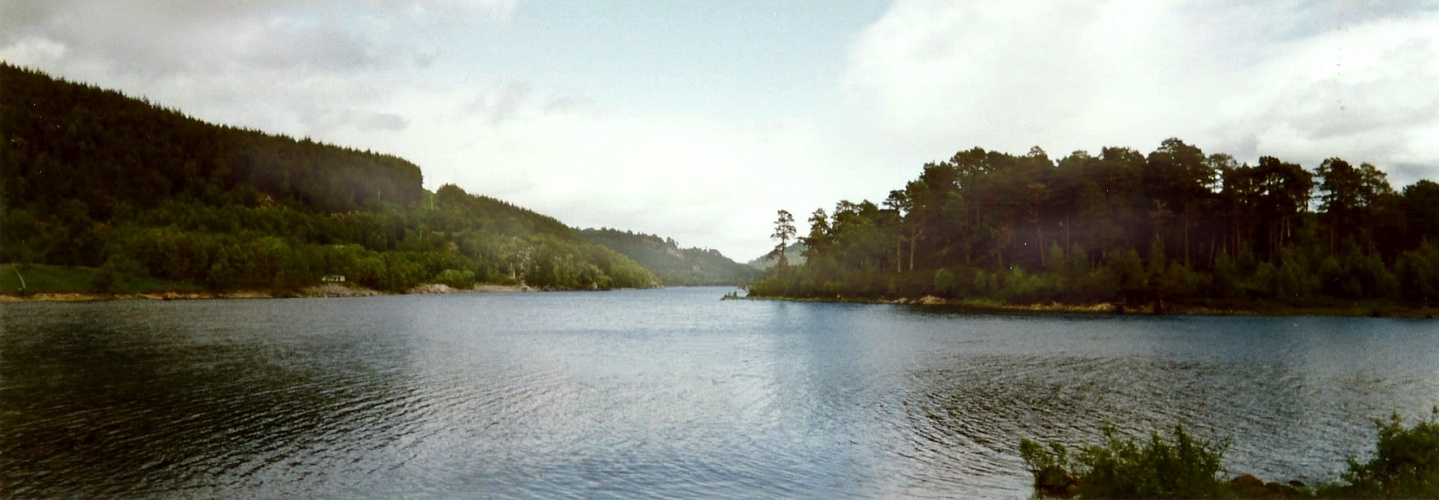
[1020,438,1077,496]
[934,268,956,295]
[1020,424,1230,499]
[90,264,116,293]
[1020,409,1439,499]
[433,268,476,289]
[1321,407,1439,499]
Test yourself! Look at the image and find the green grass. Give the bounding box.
[958,298,1008,309]
[1,263,200,295]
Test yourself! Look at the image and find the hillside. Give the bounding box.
[579,229,757,286]
[747,242,807,270]
[0,63,657,293]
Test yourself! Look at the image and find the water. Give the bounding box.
[3,287,1437,498]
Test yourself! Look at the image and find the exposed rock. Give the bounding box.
[917,295,946,305]
[408,283,454,294]
[1229,474,1270,497]
[300,283,380,298]
[1230,474,1265,489]
[472,284,531,293]
[1229,474,1301,499]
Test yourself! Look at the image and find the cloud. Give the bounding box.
[0,0,520,138]
[4,0,859,259]
[843,0,1439,187]
[359,112,410,132]
[397,0,522,22]
[0,35,66,64]
[12,1,1432,260]
[368,82,853,260]
[465,81,535,125]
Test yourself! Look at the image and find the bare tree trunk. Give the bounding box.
[1037,224,1046,267]
[908,227,918,271]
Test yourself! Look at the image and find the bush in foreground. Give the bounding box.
[1022,408,1439,499]
[1021,424,1229,499]
[1320,408,1439,499]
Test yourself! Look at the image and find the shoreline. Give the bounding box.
[7,287,1433,318]
[0,283,538,303]
[740,295,1439,318]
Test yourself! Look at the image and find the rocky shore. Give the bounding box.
[743,294,1439,318]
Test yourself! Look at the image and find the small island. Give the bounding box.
[747,142,1439,317]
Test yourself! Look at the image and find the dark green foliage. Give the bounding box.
[1078,425,1230,499]
[1019,439,1077,496]
[433,269,477,289]
[0,64,657,293]
[89,263,116,293]
[1022,410,1439,499]
[751,138,1438,309]
[1402,181,1439,246]
[579,228,758,286]
[0,263,199,294]
[1322,408,1439,499]
[1396,242,1439,302]
[0,65,421,215]
[933,268,956,294]
[1021,425,1230,499]
[769,210,798,274]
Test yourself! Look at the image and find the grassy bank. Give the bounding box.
[0,264,551,302]
[1,263,201,296]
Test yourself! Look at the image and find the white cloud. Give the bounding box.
[396,0,522,22]
[348,84,858,260]
[0,35,67,65]
[10,1,1433,260]
[844,0,1439,186]
[1,0,822,259]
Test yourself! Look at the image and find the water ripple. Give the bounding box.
[3,290,1437,498]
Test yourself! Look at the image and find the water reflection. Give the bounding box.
[2,299,426,497]
[892,316,1439,489]
[3,291,1437,498]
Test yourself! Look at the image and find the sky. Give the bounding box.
[3,1,1438,260]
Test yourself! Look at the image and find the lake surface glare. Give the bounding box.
[3,287,1437,498]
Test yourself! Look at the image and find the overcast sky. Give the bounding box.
[4,1,1438,260]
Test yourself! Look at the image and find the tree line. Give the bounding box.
[0,63,657,292]
[752,139,1439,308]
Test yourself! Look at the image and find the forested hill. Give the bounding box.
[747,242,806,270]
[579,228,757,286]
[0,63,657,292]
[751,140,1439,310]
[1,65,423,214]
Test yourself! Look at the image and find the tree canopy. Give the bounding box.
[752,139,1439,309]
[0,63,657,293]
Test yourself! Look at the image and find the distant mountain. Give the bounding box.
[0,63,656,293]
[580,228,758,286]
[748,241,807,269]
